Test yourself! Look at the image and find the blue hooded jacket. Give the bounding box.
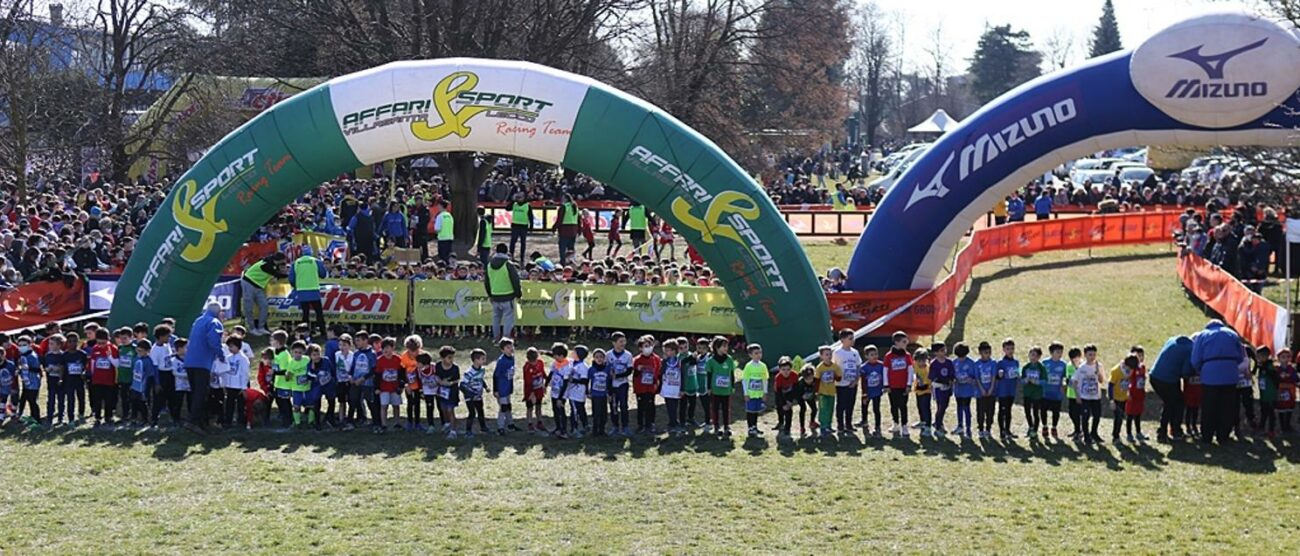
[1150,335,1193,383]
[183,308,225,371]
[1190,321,1244,387]
[381,210,408,240]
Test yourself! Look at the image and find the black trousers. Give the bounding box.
[888,388,909,425]
[1201,385,1238,443]
[152,371,182,424]
[300,300,325,337]
[1082,399,1102,438]
[90,383,117,421]
[509,225,528,262]
[775,392,793,432]
[976,396,995,431]
[1150,377,1183,435]
[1238,388,1256,429]
[1112,400,1127,438]
[835,386,855,429]
[187,368,212,429]
[592,397,608,433]
[466,399,486,432]
[223,388,244,426]
[636,393,656,429]
[997,396,1015,435]
[711,394,731,428]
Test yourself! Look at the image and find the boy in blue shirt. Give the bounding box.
[493,338,517,434]
[975,341,998,440]
[15,336,42,423]
[130,340,158,425]
[309,344,336,430]
[349,334,378,429]
[860,346,886,438]
[953,343,977,438]
[1042,342,1068,439]
[995,339,1021,441]
[0,355,14,425]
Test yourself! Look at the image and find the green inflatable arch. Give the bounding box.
[111,58,830,358]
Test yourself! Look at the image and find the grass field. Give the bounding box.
[2,241,1298,553]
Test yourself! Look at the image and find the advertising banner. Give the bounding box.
[1177,252,1287,351]
[266,279,408,325]
[0,279,86,332]
[413,280,741,335]
[280,231,350,263]
[830,211,1184,336]
[90,277,242,318]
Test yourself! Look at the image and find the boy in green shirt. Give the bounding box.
[283,341,311,427]
[1021,346,1046,439]
[742,343,768,437]
[705,336,736,436]
[679,336,703,428]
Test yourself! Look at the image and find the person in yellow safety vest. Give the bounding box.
[434,199,454,265]
[627,201,648,252]
[508,194,533,264]
[553,194,579,264]
[288,246,328,339]
[241,252,287,336]
[483,244,522,341]
[475,206,494,266]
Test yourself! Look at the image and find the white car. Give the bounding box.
[1118,166,1155,185]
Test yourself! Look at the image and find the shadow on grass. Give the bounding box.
[5,421,1292,473]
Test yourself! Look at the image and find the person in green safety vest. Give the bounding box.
[742,343,769,437]
[289,246,328,339]
[553,194,579,264]
[627,201,648,253]
[240,252,287,336]
[508,193,533,264]
[434,199,454,265]
[483,243,522,341]
[475,206,494,266]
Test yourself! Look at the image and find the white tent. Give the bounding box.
[908,109,960,134]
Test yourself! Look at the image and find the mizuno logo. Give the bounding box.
[906,152,954,210]
[1168,38,1267,79]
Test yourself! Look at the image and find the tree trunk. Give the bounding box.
[442,152,494,255]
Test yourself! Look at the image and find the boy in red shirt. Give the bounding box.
[1124,355,1148,443]
[522,347,546,432]
[373,337,405,432]
[883,331,915,437]
[773,357,800,437]
[632,335,662,434]
[88,328,120,427]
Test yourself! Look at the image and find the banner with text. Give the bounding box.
[413,280,741,335]
[267,279,407,325]
[0,278,86,332]
[1177,252,1287,351]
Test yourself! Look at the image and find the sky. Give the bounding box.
[872,0,1261,71]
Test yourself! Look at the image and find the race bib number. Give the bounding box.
[382,369,398,383]
[867,374,882,388]
[297,374,309,385]
[320,372,332,385]
[664,370,680,386]
[1047,375,1062,386]
[715,374,731,388]
[1081,380,1099,397]
[68,363,83,375]
[94,357,112,370]
[639,371,655,385]
[1280,390,1293,402]
[1025,370,1040,384]
[745,379,763,392]
[821,370,834,383]
[531,377,544,390]
[439,386,450,399]
[843,370,858,383]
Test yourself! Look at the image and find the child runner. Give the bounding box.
[333,335,354,428]
[1021,346,1046,439]
[608,332,634,436]
[435,346,461,438]
[589,349,611,436]
[401,335,426,431]
[772,356,798,437]
[130,341,158,425]
[953,343,977,439]
[63,332,87,423]
[706,336,736,436]
[88,329,120,427]
[567,345,590,436]
[632,335,662,434]
[680,338,705,428]
[884,331,914,437]
[929,343,955,436]
[659,340,684,434]
[522,347,546,433]
[605,210,624,258]
[348,334,377,431]
[1042,343,1068,439]
[913,348,933,437]
[793,365,819,437]
[307,343,334,430]
[417,353,439,430]
[995,339,1021,441]
[814,346,841,438]
[1183,362,1202,438]
[1124,354,1148,442]
[114,328,137,424]
[281,341,310,428]
[374,338,405,433]
[548,343,571,439]
[1108,347,1136,443]
[1276,349,1297,434]
[832,329,861,434]
[861,346,886,438]
[493,338,518,434]
[41,335,66,426]
[1074,344,1104,444]
[974,342,998,440]
[741,344,768,437]
[0,350,14,425]
[172,340,191,424]
[1066,347,1083,440]
[16,336,41,423]
[462,349,489,437]
[1256,347,1279,439]
[222,337,250,429]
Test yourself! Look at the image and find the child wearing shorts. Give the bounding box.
[523,347,546,432]
[374,338,405,433]
[741,344,768,437]
[1124,355,1148,442]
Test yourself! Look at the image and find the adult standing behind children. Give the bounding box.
[1149,335,1193,441]
[483,244,522,342]
[290,247,328,339]
[1191,320,1245,445]
[183,302,225,433]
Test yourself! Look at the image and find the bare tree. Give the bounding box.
[922,20,950,111]
[1041,26,1077,71]
[847,1,894,147]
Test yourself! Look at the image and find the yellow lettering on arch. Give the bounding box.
[411,71,490,141]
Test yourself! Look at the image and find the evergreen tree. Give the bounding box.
[1089,0,1123,57]
[969,25,1043,104]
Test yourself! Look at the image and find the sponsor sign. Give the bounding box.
[1130,13,1300,128]
[413,280,741,334]
[91,277,241,317]
[266,279,408,324]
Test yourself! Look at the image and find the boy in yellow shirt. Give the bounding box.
[914,348,934,437]
[814,345,842,438]
[1108,346,1142,442]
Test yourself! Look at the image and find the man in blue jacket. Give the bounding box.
[184,302,225,433]
[1190,320,1245,445]
[380,201,408,249]
[1149,335,1193,441]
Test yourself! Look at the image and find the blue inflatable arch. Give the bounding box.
[849,12,1300,291]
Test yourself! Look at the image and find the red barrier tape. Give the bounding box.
[1176,252,1286,351]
